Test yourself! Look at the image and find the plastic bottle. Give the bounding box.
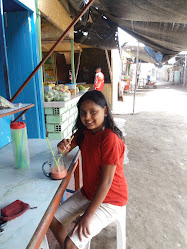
[10,121,30,169]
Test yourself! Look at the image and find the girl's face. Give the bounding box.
[80,100,107,134]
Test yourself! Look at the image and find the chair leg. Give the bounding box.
[116,206,126,249]
[40,235,49,249]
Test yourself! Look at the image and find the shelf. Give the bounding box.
[43,93,83,108]
[0,104,34,118]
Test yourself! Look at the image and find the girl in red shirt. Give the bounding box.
[50,90,128,249]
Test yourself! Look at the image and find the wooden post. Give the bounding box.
[105,49,113,107]
[105,50,112,84]
[71,39,75,83]
[10,0,96,102]
[75,51,81,81]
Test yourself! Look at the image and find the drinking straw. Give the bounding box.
[20,128,25,168]
[15,129,22,168]
[16,129,24,168]
[46,135,74,172]
[46,137,60,172]
[56,135,74,166]
[11,131,18,168]
[22,129,29,168]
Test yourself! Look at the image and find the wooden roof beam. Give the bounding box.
[41,44,81,53]
[37,0,74,39]
[74,42,82,52]
[41,39,71,44]
[41,40,82,52]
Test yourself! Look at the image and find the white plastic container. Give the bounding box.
[65,83,77,89]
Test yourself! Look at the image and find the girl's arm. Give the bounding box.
[71,164,117,240]
[57,138,76,155]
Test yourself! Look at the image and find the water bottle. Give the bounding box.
[10,121,30,169]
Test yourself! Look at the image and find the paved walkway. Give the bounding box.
[115,80,187,249]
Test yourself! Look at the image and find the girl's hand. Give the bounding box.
[57,139,71,155]
[71,213,93,241]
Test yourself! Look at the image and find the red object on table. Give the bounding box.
[0,200,29,221]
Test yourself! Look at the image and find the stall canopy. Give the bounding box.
[60,0,187,62]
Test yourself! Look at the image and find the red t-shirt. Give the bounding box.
[72,128,128,206]
[94,72,104,91]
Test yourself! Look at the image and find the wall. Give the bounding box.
[157,64,184,84]
[76,84,112,107]
[44,98,79,140]
[174,71,181,83]
[56,53,69,83]
[75,48,111,84]
[0,1,46,149]
[0,51,7,98]
[0,116,12,149]
[157,65,170,81]
[3,10,45,139]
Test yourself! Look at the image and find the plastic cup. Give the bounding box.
[10,121,30,169]
[42,152,67,180]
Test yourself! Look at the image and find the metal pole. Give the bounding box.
[133,41,139,114]
[183,54,187,87]
[10,0,95,102]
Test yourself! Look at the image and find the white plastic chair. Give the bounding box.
[40,235,49,249]
[85,206,126,249]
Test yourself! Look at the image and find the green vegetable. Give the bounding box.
[78,85,86,91]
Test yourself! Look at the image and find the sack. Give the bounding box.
[0,200,29,221]
[0,96,15,109]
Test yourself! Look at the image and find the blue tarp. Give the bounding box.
[144,46,163,63]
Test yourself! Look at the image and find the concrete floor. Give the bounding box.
[47,80,187,249]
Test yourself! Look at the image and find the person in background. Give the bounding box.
[93,67,104,91]
[147,71,151,84]
[50,90,128,249]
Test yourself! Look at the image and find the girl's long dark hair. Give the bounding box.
[72,90,123,147]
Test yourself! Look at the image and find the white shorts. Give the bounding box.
[55,189,126,249]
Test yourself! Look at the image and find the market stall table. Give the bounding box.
[0,139,80,249]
